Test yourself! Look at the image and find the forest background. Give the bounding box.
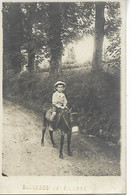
[3,2,121,144]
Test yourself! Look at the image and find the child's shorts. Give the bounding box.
[52,105,69,113]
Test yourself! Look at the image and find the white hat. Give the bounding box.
[54,81,66,88]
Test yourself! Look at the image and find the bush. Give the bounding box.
[61,70,120,142]
[3,68,120,144]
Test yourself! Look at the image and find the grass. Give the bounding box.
[3,67,120,144]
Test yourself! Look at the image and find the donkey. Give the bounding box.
[41,107,72,159]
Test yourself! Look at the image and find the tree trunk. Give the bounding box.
[3,3,23,74]
[11,47,22,73]
[26,3,36,72]
[92,2,105,71]
[28,48,35,72]
[48,3,63,76]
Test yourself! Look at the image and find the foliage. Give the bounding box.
[3,2,121,74]
[3,2,121,144]
[105,2,121,38]
[61,2,95,45]
[3,3,24,73]
[104,2,121,61]
[3,69,120,144]
[35,2,95,73]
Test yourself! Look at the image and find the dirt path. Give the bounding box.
[2,100,120,176]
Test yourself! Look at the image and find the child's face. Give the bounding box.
[56,85,64,93]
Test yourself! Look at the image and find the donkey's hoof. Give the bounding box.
[59,154,64,159]
[41,142,44,146]
[53,143,57,148]
[68,152,73,156]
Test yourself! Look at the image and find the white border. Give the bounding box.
[127,0,129,195]
[0,0,127,194]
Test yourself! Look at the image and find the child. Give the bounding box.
[49,81,68,130]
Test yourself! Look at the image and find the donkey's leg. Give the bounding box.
[49,131,56,147]
[67,132,73,156]
[41,111,47,146]
[59,132,65,159]
[41,128,46,146]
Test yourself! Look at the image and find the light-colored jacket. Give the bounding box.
[52,91,67,108]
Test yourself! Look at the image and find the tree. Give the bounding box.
[104,2,121,62]
[45,2,95,75]
[22,2,95,75]
[61,2,95,45]
[47,3,63,75]
[21,3,38,71]
[3,2,121,74]
[92,2,121,72]
[3,3,24,74]
[92,2,105,71]
[3,2,95,74]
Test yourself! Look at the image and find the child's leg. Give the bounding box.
[49,106,57,130]
[50,111,56,121]
[50,106,57,121]
[49,111,56,131]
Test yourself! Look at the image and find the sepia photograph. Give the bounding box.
[0,0,126,194]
